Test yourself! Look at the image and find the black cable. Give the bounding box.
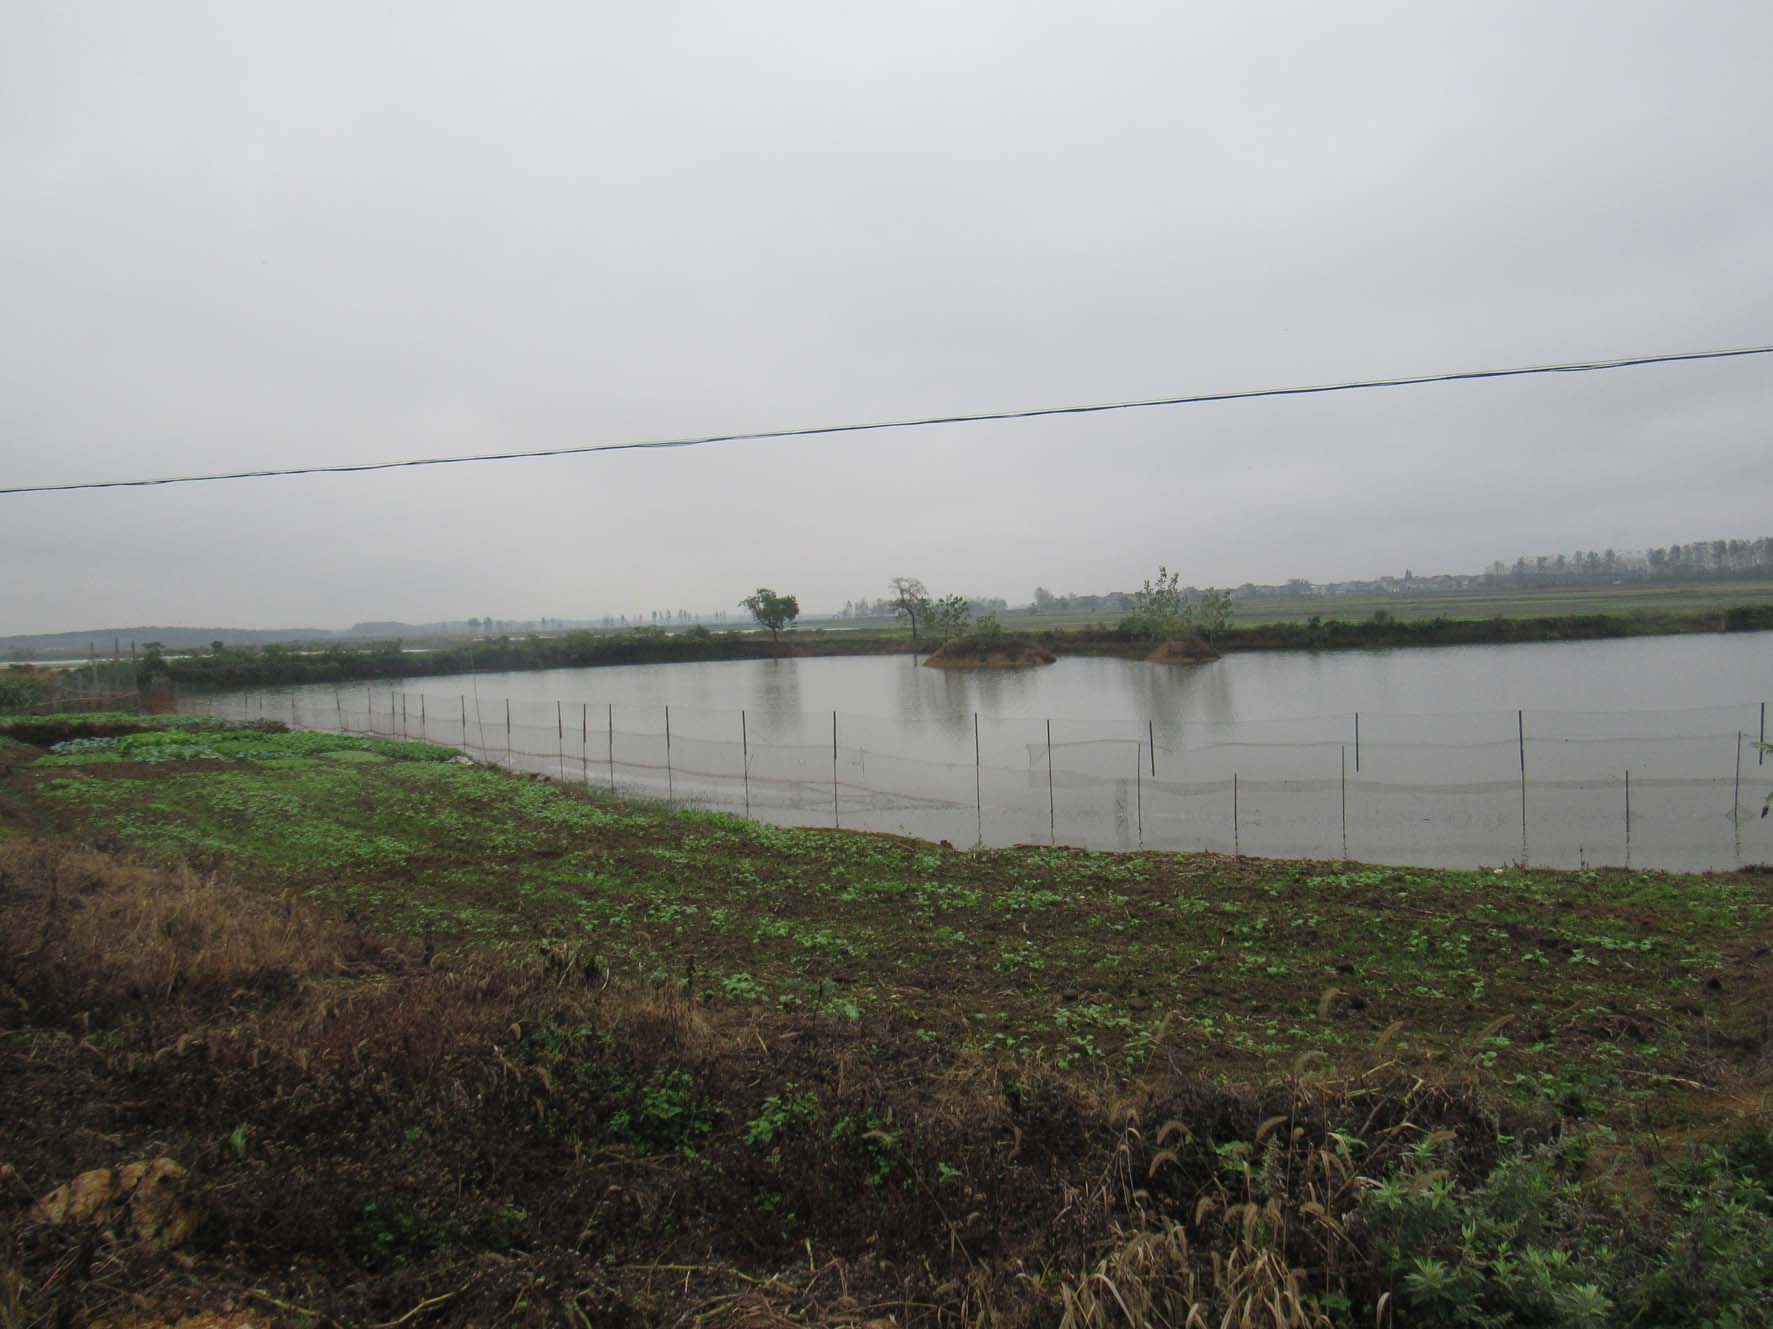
[4,342,1769,496]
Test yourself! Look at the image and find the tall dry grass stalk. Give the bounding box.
[0,840,355,1009]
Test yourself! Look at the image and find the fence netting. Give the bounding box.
[184,687,1770,872]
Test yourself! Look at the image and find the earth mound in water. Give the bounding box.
[922,636,1058,669]
[1145,638,1222,664]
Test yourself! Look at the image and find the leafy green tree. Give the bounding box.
[739,588,800,644]
[1196,588,1233,643]
[888,577,930,641]
[135,642,167,684]
[1123,566,1194,641]
[925,593,971,643]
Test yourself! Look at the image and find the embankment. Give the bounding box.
[138,603,1773,693]
[921,635,1057,668]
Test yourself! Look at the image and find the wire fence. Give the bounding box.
[183,686,1772,872]
[9,655,143,714]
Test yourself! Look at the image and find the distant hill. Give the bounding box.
[1,619,599,661]
[1,626,338,661]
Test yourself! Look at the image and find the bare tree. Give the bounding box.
[888,576,929,641]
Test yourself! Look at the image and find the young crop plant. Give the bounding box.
[720,971,765,1001]
[744,1084,819,1148]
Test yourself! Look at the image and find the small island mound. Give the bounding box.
[1145,637,1222,665]
[922,635,1058,669]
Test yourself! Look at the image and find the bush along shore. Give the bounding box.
[65,600,1773,695]
[2,714,1771,1326]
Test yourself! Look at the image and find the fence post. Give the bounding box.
[336,689,344,731]
[1340,745,1348,860]
[1625,768,1631,852]
[1233,772,1240,857]
[1735,731,1743,825]
[401,691,407,738]
[460,695,467,751]
[665,705,674,805]
[1149,720,1156,778]
[1760,701,1766,765]
[582,703,589,785]
[1354,711,1361,772]
[832,711,839,828]
[741,709,750,818]
[974,711,982,845]
[505,698,512,767]
[1518,710,1527,862]
[1135,737,1143,848]
[419,693,426,740]
[608,703,615,791]
[1046,719,1055,845]
[557,700,565,781]
[367,687,372,734]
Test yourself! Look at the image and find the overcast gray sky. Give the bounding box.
[3,0,1770,633]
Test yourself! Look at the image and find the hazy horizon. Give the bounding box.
[5,2,1771,636]
[11,531,1773,642]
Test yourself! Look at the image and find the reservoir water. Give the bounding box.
[194,631,1773,871]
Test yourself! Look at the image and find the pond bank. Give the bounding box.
[146,603,1773,692]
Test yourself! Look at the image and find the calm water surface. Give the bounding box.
[217,632,1771,871]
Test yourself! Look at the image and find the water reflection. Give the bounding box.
[898,657,1048,741]
[228,631,1773,871]
[373,633,1772,752]
[756,658,804,719]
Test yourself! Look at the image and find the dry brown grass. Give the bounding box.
[0,840,372,1016]
[0,837,1572,1329]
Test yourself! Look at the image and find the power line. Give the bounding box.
[5,342,1770,497]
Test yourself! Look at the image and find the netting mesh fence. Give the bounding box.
[186,686,1770,871]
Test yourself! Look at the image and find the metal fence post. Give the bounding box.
[665,705,674,805]
[832,710,839,827]
[608,703,615,792]
[973,711,982,845]
[1354,711,1361,772]
[1233,772,1240,856]
[1735,731,1743,825]
[741,709,750,818]
[1340,745,1348,860]
[557,699,565,780]
[1135,737,1143,848]
[1046,719,1055,844]
[1518,710,1527,862]
[582,702,589,785]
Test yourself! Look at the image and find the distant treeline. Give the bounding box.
[1223,604,1773,650]
[1484,537,1773,587]
[150,628,917,690]
[145,604,1773,694]
[1045,605,1773,656]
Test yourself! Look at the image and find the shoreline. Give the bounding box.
[136,602,1773,690]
